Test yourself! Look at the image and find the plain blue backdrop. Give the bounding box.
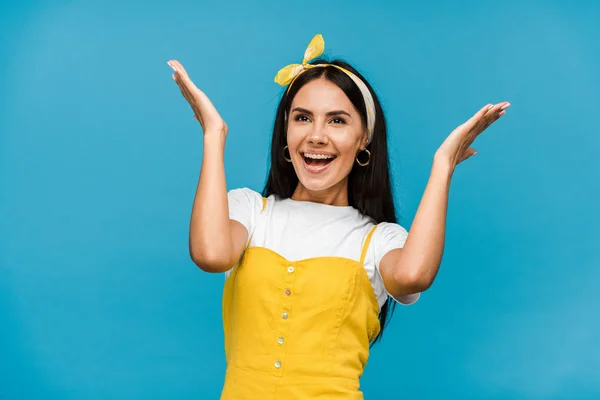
[1,0,599,399]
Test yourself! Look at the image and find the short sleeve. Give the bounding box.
[370,222,420,306]
[225,188,263,277]
[227,187,263,235]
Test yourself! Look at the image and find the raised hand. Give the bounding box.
[167,60,228,137]
[435,102,510,168]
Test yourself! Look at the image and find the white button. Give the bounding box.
[274,360,282,368]
[277,337,285,345]
[287,266,295,273]
[281,312,288,319]
[284,289,291,296]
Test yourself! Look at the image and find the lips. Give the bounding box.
[301,151,336,173]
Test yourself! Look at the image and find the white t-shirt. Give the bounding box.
[226,188,420,310]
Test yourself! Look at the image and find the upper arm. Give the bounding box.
[373,223,421,303]
[196,219,247,273]
[224,187,262,268]
[228,219,249,267]
[379,248,420,297]
[192,188,261,273]
[191,219,247,273]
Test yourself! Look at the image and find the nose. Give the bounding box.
[307,124,328,145]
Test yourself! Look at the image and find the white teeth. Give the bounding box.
[303,153,335,160]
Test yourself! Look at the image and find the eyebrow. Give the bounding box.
[291,107,352,118]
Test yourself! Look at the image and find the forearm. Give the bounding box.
[189,132,234,269]
[397,157,454,289]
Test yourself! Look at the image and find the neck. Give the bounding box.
[291,180,349,206]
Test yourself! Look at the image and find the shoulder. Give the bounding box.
[368,221,409,269]
[376,221,408,234]
[228,187,263,203]
[367,222,419,306]
[227,187,267,231]
[372,222,409,245]
[228,187,269,210]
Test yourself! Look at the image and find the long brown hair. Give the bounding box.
[263,59,400,345]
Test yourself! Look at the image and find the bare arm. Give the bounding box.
[189,134,248,272]
[380,102,511,296]
[168,60,248,272]
[379,161,452,295]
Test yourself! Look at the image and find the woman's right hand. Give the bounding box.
[168,60,228,137]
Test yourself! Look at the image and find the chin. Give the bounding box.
[298,178,336,192]
[293,157,350,193]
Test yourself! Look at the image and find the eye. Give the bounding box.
[294,114,311,122]
[330,117,346,124]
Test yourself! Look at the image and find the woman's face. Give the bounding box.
[286,78,367,201]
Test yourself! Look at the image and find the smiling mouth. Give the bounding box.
[301,151,337,172]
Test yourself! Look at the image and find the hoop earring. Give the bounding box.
[356,149,371,166]
[283,146,292,162]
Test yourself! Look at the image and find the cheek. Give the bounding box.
[286,126,303,149]
[338,147,358,170]
[334,135,361,160]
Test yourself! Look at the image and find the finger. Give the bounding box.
[173,67,198,101]
[170,65,205,121]
[484,102,511,117]
[168,60,181,76]
[170,60,184,72]
[463,148,477,159]
[169,61,202,99]
[172,68,217,123]
[178,79,201,115]
[476,101,510,131]
[174,74,198,113]
[497,102,510,117]
[173,72,193,101]
[498,101,510,109]
[168,61,188,83]
[487,102,510,124]
[464,104,493,130]
[167,59,178,71]
[173,73,191,101]
[475,104,493,120]
[458,148,477,164]
[483,103,501,118]
[169,60,190,79]
[177,79,203,118]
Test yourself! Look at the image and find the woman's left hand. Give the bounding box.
[435,101,510,169]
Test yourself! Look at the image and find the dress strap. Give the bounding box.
[359,225,378,265]
[261,197,267,213]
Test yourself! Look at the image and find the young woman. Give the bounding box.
[168,35,509,399]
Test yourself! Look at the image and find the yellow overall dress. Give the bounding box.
[221,198,381,399]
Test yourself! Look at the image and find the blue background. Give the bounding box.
[1,0,599,399]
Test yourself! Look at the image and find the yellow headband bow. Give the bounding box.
[273,34,377,143]
[274,34,325,86]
